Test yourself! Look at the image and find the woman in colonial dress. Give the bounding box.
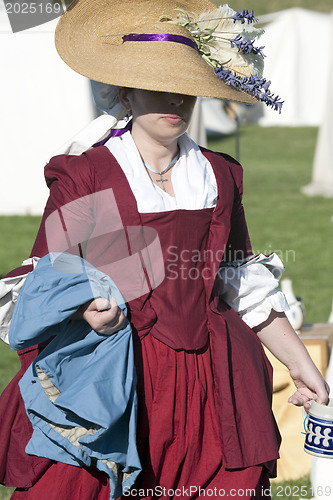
[0,0,329,499]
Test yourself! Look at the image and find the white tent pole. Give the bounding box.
[301,10,333,198]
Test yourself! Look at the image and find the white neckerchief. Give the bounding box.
[105,131,217,213]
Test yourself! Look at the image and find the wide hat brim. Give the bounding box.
[55,0,258,105]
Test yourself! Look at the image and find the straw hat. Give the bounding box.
[55,0,258,104]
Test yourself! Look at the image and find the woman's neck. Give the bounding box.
[131,126,179,173]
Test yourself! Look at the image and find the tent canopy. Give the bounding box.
[0,5,95,215]
[258,7,331,127]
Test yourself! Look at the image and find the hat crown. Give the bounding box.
[55,0,265,105]
[124,20,195,39]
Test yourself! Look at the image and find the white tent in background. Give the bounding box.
[0,5,95,215]
[301,11,333,198]
[258,8,331,127]
[201,99,236,136]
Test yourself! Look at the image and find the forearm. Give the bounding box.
[254,309,329,407]
[254,310,312,371]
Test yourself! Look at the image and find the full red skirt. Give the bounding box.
[8,334,270,499]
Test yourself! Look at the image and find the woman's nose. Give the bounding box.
[168,93,184,106]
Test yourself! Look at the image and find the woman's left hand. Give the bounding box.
[288,361,330,411]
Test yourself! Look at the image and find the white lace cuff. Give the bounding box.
[0,257,39,344]
[219,253,289,329]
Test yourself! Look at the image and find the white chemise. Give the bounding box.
[104,131,217,212]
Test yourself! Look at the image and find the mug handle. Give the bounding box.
[302,406,310,435]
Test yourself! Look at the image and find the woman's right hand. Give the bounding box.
[76,297,126,335]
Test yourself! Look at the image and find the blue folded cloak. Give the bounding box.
[9,253,142,500]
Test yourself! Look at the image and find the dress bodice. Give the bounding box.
[35,145,252,351]
[134,208,213,350]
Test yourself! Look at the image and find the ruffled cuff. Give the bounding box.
[0,257,39,344]
[219,253,289,329]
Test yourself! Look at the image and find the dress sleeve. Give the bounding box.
[0,153,97,344]
[224,157,252,262]
[30,152,97,259]
[219,253,289,328]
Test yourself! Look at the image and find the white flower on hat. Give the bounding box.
[162,4,265,76]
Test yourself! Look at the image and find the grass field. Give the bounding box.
[0,487,13,500]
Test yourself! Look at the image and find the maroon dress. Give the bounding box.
[0,146,280,499]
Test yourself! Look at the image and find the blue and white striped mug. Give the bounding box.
[304,399,333,458]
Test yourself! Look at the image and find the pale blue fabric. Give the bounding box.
[9,253,141,500]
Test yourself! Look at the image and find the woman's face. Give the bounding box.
[119,88,197,146]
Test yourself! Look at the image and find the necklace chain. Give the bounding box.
[143,151,180,191]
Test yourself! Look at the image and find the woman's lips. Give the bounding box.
[162,114,184,124]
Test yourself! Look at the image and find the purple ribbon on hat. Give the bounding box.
[122,33,198,51]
